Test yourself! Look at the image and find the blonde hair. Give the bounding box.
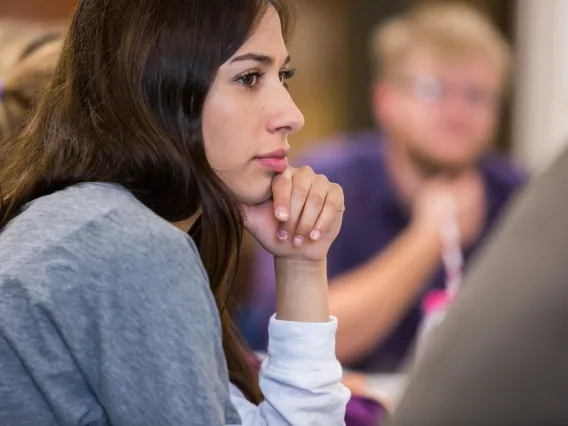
[371,3,512,85]
[0,27,63,140]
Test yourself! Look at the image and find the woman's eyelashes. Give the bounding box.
[235,68,265,90]
[234,67,296,91]
[279,68,295,90]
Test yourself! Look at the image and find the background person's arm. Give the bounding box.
[331,173,485,365]
[330,226,441,364]
[390,149,568,425]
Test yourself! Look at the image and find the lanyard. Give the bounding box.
[438,198,463,299]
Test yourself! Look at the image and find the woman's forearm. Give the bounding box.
[274,258,330,323]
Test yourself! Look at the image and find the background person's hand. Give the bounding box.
[411,172,485,248]
[451,172,485,247]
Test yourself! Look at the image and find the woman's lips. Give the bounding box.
[255,156,288,173]
[254,148,289,173]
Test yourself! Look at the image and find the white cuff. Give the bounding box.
[267,315,338,364]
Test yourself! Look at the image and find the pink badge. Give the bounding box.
[422,289,451,315]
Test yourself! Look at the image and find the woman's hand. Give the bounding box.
[243,166,344,261]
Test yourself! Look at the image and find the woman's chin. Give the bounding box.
[236,186,272,206]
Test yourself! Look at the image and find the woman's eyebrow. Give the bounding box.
[230,52,291,66]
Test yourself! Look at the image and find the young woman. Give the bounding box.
[0,0,350,425]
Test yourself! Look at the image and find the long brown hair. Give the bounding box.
[0,0,295,403]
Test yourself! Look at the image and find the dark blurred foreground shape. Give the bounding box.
[389,145,568,425]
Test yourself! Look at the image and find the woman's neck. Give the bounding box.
[172,207,202,233]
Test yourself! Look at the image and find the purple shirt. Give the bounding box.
[238,130,525,372]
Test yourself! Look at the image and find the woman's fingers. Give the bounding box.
[271,168,293,225]
[292,174,329,246]
[271,166,344,246]
[276,166,312,243]
[311,183,344,240]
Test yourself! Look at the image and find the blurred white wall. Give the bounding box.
[513,0,568,172]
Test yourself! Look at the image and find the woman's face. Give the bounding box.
[202,7,304,205]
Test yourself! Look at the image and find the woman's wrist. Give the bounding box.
[274,257,330,323]
[274,257,326,274]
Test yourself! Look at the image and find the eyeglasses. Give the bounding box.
[398,74,500,110]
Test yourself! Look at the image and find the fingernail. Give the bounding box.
[310,230,321,241]
[293,236,304,247]
[275,208,289,221]
[276,229,288,242]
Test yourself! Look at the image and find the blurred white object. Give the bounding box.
[365,373,408,407]
[413,291,449,366]
[513,0,568,173]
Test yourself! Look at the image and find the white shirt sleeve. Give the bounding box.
[228,315,350,426]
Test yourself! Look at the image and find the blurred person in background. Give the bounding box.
[0,20,63,75]
[239,2,525,373]
[0,27,63,140]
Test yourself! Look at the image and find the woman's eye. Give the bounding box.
[238,74,259,87]
[279,68,296,88]
[235,69,264,89]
